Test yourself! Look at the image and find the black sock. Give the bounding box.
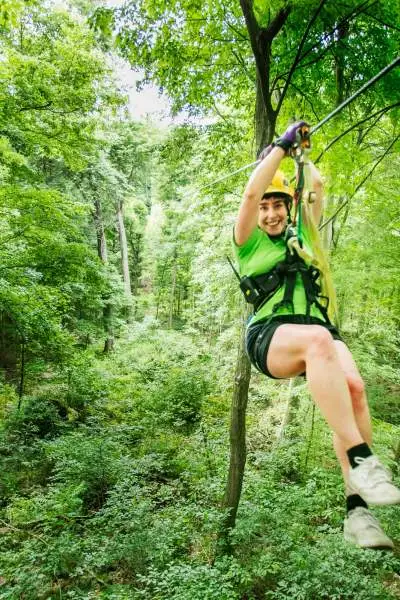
[346,443,372,469]
[346,494,368,514]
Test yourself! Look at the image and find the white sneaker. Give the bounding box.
[348,455,400,506]
[344,507,394,549]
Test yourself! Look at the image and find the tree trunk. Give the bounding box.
[116,199,132,299]
[102,303,114,353]
[169,249,177,328]
[17,339,25,410]
[219,0,291,545]
[93,197,114,352]
[128,231,143,296]
[321,194,335,249]
[221,306,251,542]
[255,76,276,153]
[0,311,18,381]
[275,378,300,446]
[94,198,108,263]
[220,1,283,543]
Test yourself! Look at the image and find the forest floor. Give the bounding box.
[0,321,399,599]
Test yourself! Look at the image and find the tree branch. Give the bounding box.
[276,0,378,85]
[314,102,400,163]
[211,99,233,125]
[225,20,249,42]
[239,0,289,114]
[288,82,321,121]
[230,47,255,84]
[364,11,400,32]
[0,228,30,248]
[19,101,53,112]
[298,0,378,65]
[275,0,327,115]
[272,43,333,88]
[319,133,400,230]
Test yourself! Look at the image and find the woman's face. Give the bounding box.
[258,195,289,237]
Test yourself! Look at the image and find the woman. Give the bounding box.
[233,121,400,549]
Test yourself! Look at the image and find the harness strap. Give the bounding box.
[242,255,331,325]
[272,267,296,315]
[302,266,331,324]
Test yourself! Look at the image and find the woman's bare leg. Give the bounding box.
[266,324,364,450]
[332,341,372,491]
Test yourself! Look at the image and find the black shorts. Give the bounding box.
[245,315,343,379]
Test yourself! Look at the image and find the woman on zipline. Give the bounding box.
[233,121,400,549]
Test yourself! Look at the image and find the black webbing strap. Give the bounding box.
[259,255,331,325]
[312,295,331,324]
[272,266,296,315]
[236,248,331,324]
[299,268,314,321]
[299,267,331,324]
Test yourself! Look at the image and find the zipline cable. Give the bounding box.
[197,160,259,191]
[309,55,400,136]
[199,56,400,190]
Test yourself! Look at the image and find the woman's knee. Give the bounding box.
[305,325,335,359]
[346,373,366,411]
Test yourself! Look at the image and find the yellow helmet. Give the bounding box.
[263,170,294,201]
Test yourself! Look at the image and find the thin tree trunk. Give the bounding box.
[17,338,25,410]
[221,306,251,541]
[219,72,274,541]
[220,2,278,542]
[255,74,276,153]
[332,199,350,249]
[0,311,18,381]
[177,285,181,319]
[321,194,335,249]
[103,303,114,353]
[156,263,168,320]
[334,21,349,107]
[219,0,294,545]
[169,250,177,328]
[93,197,114,352]
[275,378,298,446]
[94,198,108,263]
[116,199,132,299]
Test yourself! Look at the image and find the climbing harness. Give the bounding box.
[228,242,330,324]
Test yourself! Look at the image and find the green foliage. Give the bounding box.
[1,326,400,598]
[145,365,207,430]
[7,482,85,526]
[43,429,128,510]
[4,395,64,439]
[134,559,241,599]
[263,539,398,599]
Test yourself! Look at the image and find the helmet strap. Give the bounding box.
[285,200,292,223]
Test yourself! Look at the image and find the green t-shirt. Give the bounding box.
[233,226,325,325]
